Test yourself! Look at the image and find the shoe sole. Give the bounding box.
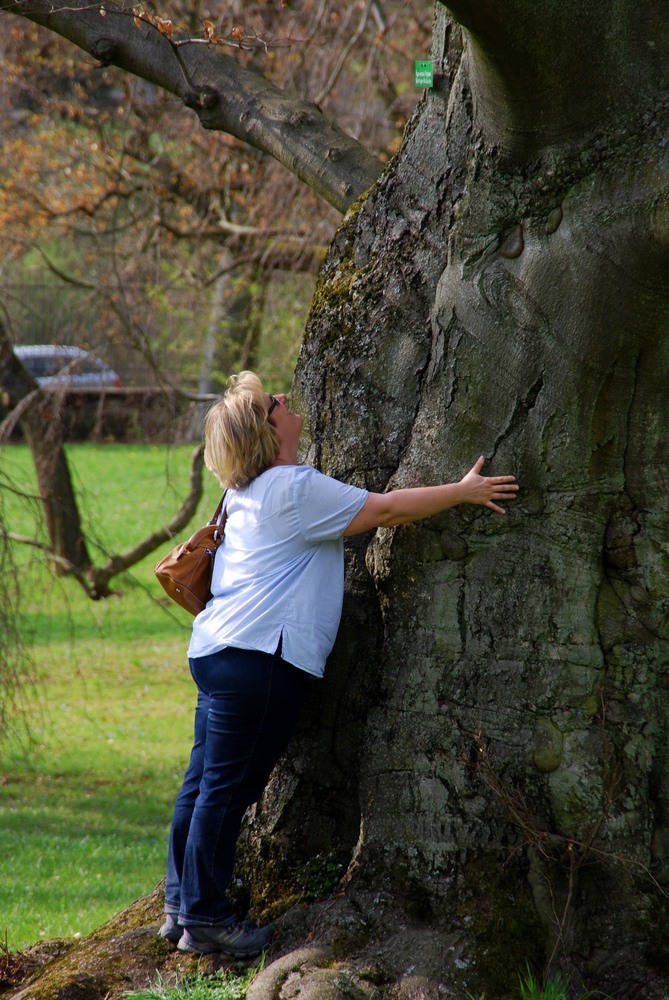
[177,940,270,957]
[177,931,273,958]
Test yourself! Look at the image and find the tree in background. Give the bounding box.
[0,1,427,577]
[1,0,668,995]
[0,1,428,386]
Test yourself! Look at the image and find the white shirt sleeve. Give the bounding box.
[293,467,369,543]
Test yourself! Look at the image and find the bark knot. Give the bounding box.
[287,110,314,128]
[545,205,563,235]
[90,37,117,64]
[184,87,218,111]
[498,224,524,259]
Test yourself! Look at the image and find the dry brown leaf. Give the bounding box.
[156,17,173,39]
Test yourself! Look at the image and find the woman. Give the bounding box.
[160,371,517,957]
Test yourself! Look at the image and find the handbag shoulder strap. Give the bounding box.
[208,490,227,524]
[209,489,227,541]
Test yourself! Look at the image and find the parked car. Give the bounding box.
[14,344,121,388]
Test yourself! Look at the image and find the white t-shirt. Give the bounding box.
[187,465,369,677]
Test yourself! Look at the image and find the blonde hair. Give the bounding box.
[204,371,279,489]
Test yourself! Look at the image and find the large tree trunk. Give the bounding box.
[236,3,669,994]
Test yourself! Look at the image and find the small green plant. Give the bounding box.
[123,965,259,1000]
[295,853,344,901]
[466,966,609,1000]
[518,964,600,1000]
[519,967,568,1000]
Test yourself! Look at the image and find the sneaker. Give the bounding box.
[158,914,182,945]
[177,919,273,957]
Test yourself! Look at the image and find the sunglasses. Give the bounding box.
[267,394,279,418]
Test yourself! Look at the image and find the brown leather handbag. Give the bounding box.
[154,492,227,616]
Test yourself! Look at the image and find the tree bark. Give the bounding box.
[236,3,669,994]
[1,0,384,213]
[0,319,92,575]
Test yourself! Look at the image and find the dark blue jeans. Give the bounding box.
[165,644,308,926]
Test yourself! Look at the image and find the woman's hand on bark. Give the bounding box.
[344,457,519,534]
[459,456,518,514]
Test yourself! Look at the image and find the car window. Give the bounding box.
[25,356,65,378]
[74,358,105,375]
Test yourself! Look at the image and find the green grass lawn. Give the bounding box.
[0,443,220,950]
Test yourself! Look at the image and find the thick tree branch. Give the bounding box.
[2,0,384,212]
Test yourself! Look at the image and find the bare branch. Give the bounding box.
[35,245,99,290]
[371,0,387,32]
[201,252,260,286]
[158,217,294,239]
[13,182,135,219]
[87,443,207,597]
[313,0,373,106]
[0,529,96,596]
[0,388,40,443]
[34,248,220,403]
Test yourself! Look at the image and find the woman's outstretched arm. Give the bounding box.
[343,457,518,536]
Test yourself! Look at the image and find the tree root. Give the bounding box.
[246,947,332,1000]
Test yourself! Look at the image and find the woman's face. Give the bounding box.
[267,393,303,453]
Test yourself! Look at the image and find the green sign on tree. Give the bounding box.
[415,60,433,88]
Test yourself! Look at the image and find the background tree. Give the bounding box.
[0,1,428,383]
[0,318,94,573]
[1,1,668,997]
[0,1,428,573]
